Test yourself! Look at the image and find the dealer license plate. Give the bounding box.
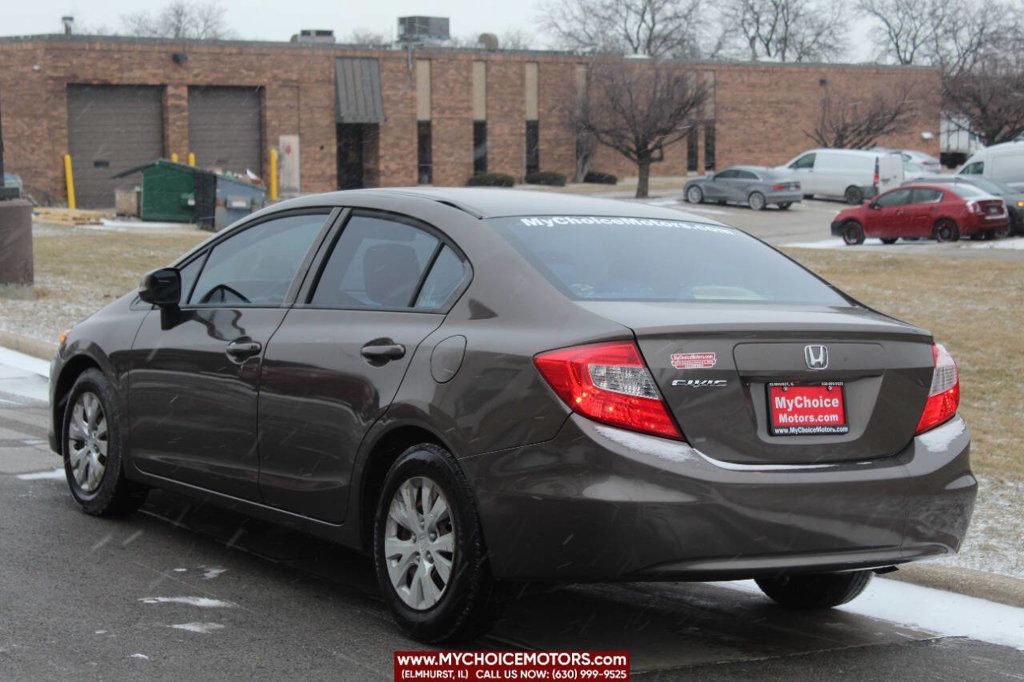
[767,382,848,436]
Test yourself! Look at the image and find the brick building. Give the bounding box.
[0,34,942,208]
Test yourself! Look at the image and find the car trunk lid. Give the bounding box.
[579,301,935,465]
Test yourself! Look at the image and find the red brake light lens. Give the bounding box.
[915,343,960,435]
[533,341,683,440]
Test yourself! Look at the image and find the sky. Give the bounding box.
[0,0,875,61]
[0,0,551,44]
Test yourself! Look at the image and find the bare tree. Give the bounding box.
[718,0,847,62]
[569,58,708,197]
[346,28,389,46]
[858,0,941,64]
[539,0,705,58]
[804,86,918,148]
[122,1,233,40]
[499,28,536,50]
[944,53,1024,145]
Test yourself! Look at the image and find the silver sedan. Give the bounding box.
[684,166,802,211]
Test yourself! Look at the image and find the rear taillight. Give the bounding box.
[967,200,985,216]
[534,341,683,440]
[772,183,786,190]
[915,344,960,435]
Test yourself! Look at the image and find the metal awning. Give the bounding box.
[335,58,384,124]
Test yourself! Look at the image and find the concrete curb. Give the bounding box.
[883,562,1024,609]
[0,331,56,362]
[0,338,1021,610]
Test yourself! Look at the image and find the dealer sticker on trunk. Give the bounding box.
[767,382,849,436]
[671,352,717,369]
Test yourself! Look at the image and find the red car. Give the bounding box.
[831,183,1010,245]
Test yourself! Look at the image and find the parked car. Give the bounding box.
[903,161,938,182]
[874,147,943,174]
[50,188,974,643]
[683,166,802,210]
[903,175,1024,236]
[832,182,1009,245]
[778,148,904,204]
[958,141,1024,190]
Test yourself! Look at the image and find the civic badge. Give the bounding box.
[804,345,828,370]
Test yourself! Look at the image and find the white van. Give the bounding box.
[958,141,1024,189]
[778,149,905,204]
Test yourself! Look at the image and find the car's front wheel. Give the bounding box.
[756,570,872,609]
[685,186,704,204]
[841,220,865,245]
[62,369,148,515]
[373,443,501,643]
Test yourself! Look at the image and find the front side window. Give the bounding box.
[189,213,328,306]
[790,153,815,170]
[961,161,984,175]
[875,189,911,208]
[311,214,440,309]
[713,170,737,181]
[490,216,850,306]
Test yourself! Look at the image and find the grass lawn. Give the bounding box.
[2,225,1019,481]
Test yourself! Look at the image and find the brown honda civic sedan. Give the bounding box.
[49,188,975,642]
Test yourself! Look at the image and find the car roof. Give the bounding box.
[270,187,719,222]
[809,148,901,158]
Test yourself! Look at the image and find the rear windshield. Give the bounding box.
[948,184,988,199]
[489,216,851,306]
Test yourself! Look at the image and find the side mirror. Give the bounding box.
[139,268,181,307]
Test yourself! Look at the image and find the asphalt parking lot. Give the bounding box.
[2,353,1023,679]
[632,195,1024,261]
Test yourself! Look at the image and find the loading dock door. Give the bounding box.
[188,86,262,176]
[67,85,164,208]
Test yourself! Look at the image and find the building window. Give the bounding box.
[704,119,716,171]
[687,126,699,172]
[417,121,432,184]
[525,121,540,175]
[473,121,487,174]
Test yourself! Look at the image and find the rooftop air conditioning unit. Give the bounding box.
[291,29,336,44]
[397,17,450,44]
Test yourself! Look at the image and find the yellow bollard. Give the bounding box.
[269,148,279,201]
[170,152,179,163]
[187,152,196,167]
[63,153,76,210]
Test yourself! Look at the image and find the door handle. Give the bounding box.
[360,340,406,365]
[226,338,262,362]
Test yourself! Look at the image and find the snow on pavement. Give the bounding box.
[721,577,1024,651]
[139,597,236,608]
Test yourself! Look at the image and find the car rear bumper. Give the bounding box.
[765,192,803,204]
[462,414,975,581]
[963,214,1010,235]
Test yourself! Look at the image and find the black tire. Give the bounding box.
[685,186,703,204]
[372,443,501,643]
[841,220,865,245]
[844,186,864,205]
[934,218,960,242]
[61,369,148,516]
[756,570,873,609]
[777,202,792,210]
[880,237,898,244]
[993,224,1010,238]
[748,191,767,211]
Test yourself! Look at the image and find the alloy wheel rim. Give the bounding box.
[383,476,455,611]
[687,188,701,203]
[67,392,108,493]
[750,194,764,210]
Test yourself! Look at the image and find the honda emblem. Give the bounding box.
[804,345,828,370]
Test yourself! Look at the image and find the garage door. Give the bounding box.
[67,85,164,209]
[188,87,262,176]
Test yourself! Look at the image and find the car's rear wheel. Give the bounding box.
[685,186,703,204]
[777,202,792,210]
[934,219,960,242]
[373,443,501,643]
[841,220,865,245]
[62,369,148,516]
[880,237,898,244]
[994,224,1010,238]
[844,186,864,205]
[756,570,872,609]
[748,192,767,211]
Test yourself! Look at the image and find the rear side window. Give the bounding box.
[311,214,440,309]
[735,170,758,180]
[189,213,327,306]
[489,216,850,306]
[910,188,943,203]
[415,246,469,310]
